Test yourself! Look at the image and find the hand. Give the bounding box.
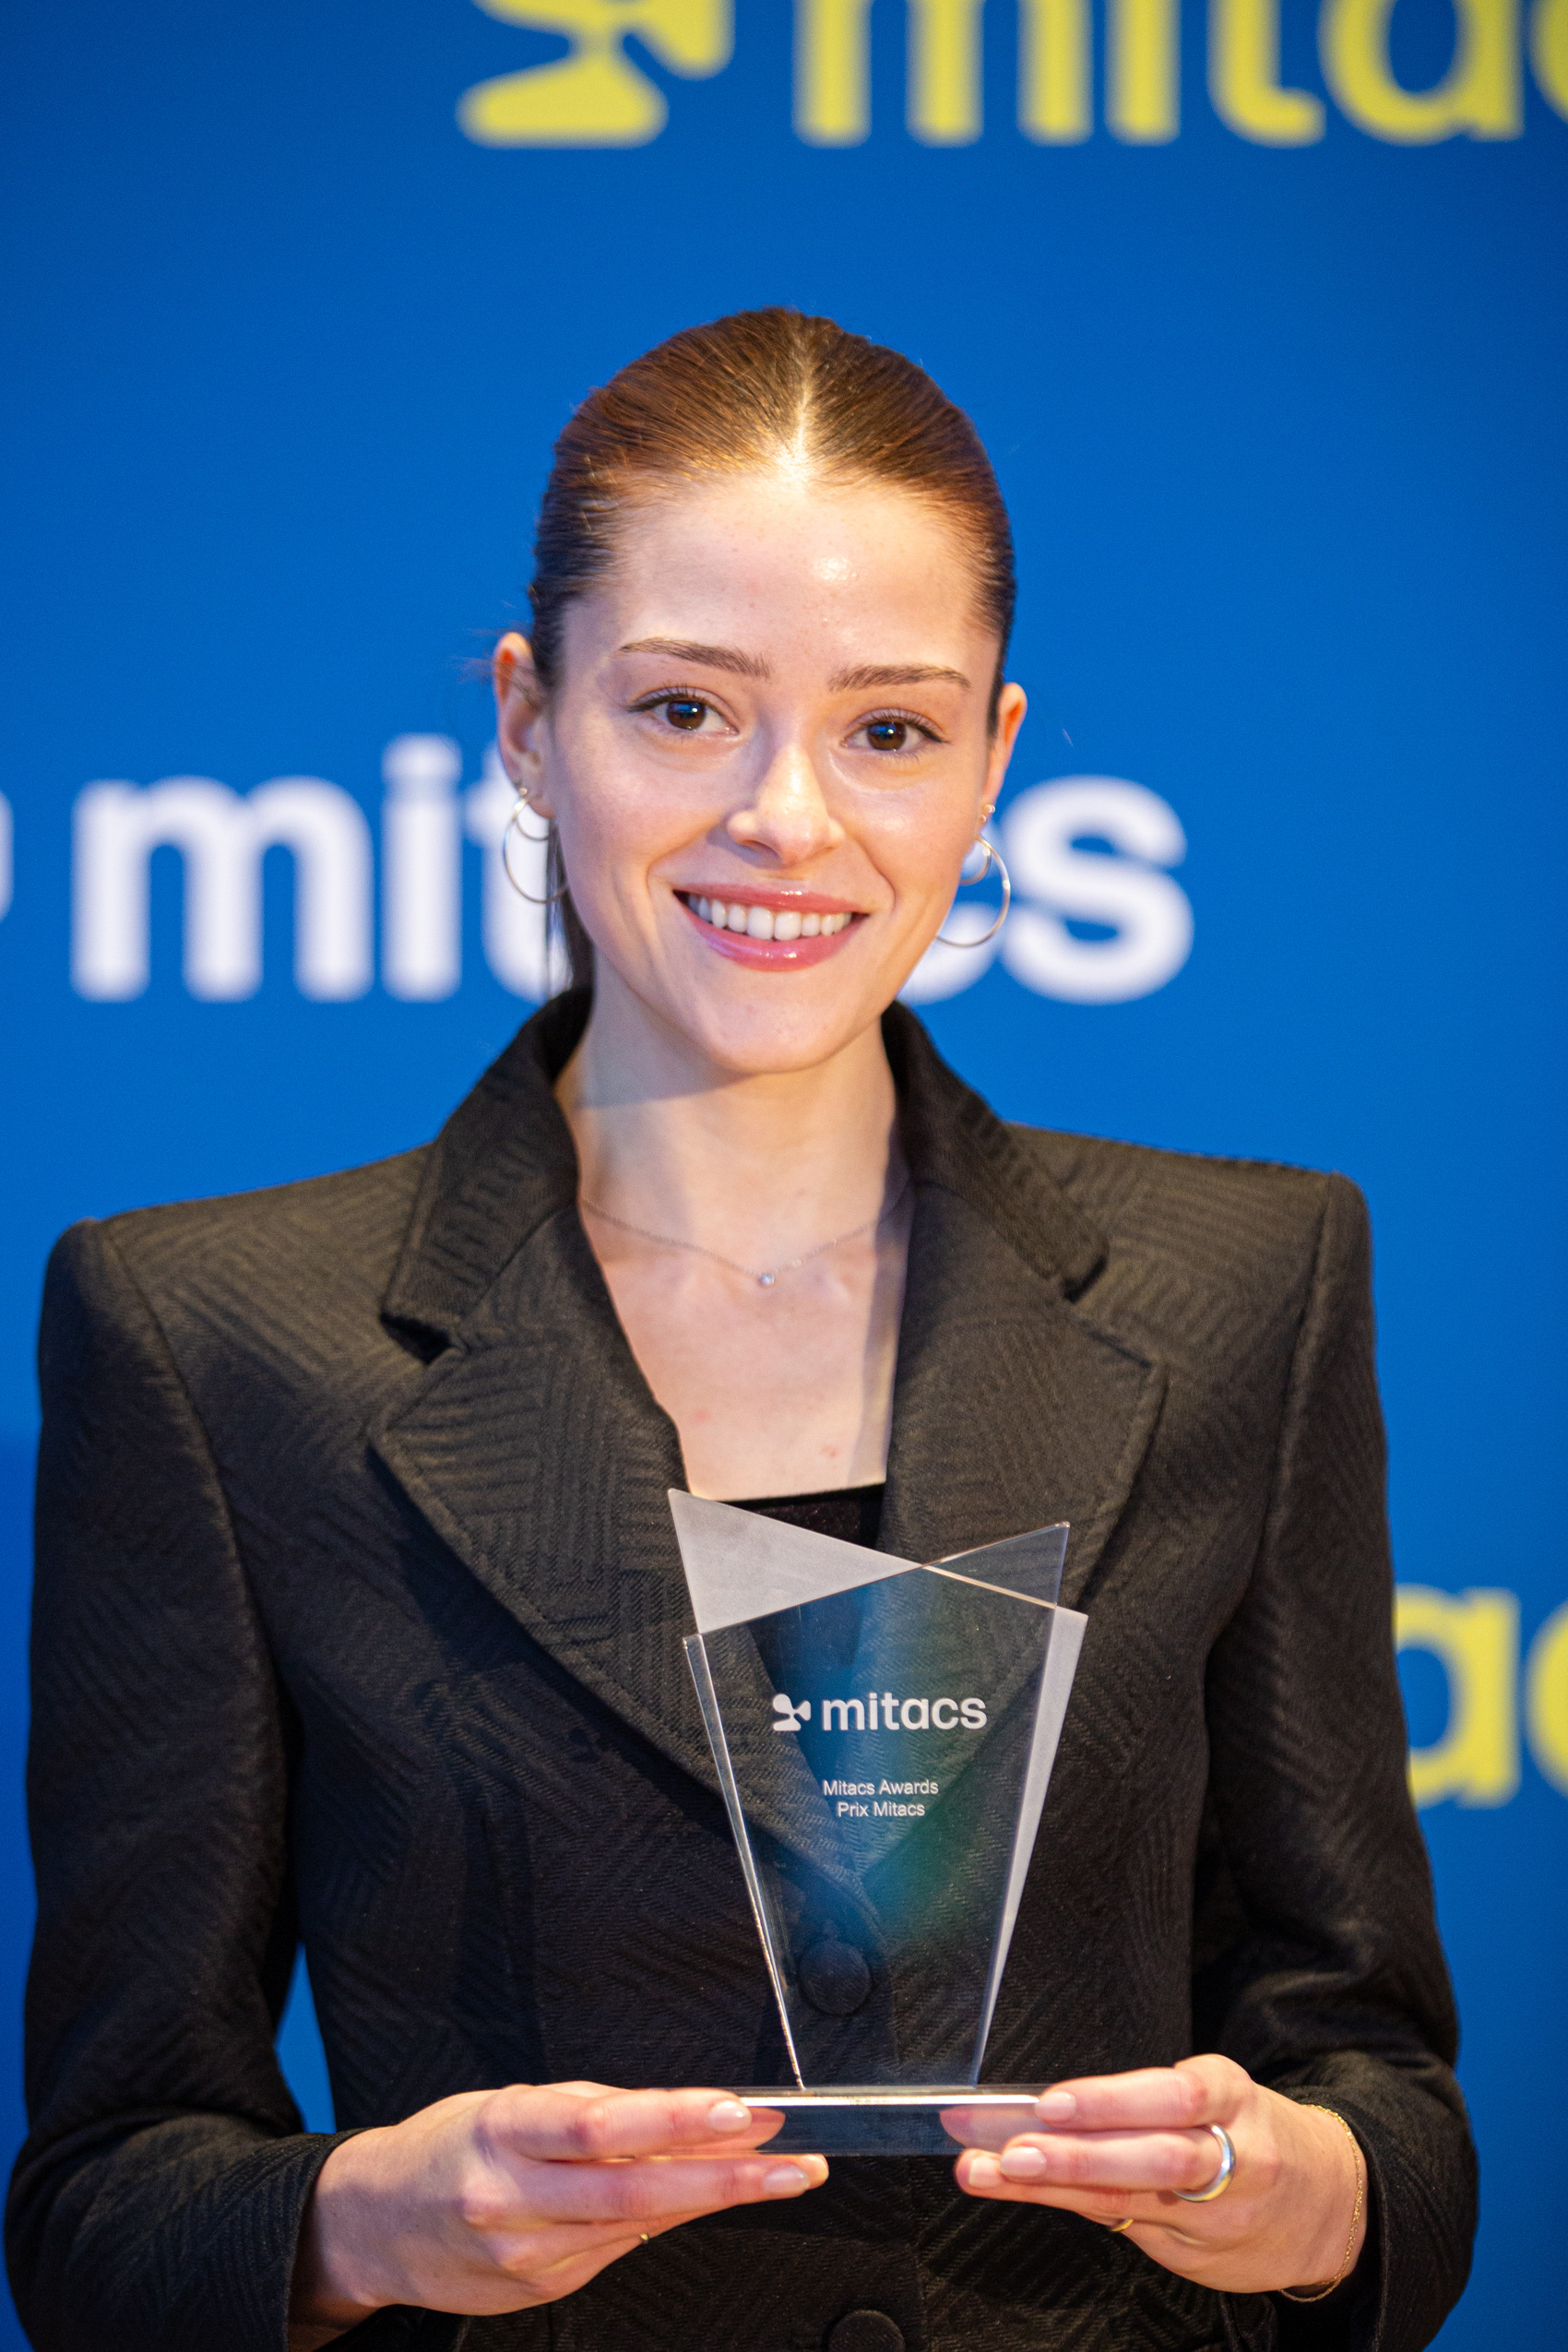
[288,2081,822,2342]
[944,2056,1365,2298]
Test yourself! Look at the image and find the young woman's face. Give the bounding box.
[495,469,1026,1076]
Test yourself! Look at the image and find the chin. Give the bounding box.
[669,977,890,1077]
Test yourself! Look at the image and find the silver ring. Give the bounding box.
[1173,2122,1235,2203]
[935,836,1012,949]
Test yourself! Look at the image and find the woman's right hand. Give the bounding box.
[288,2081,824,2345]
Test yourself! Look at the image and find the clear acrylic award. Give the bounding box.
[671,1493,1087,2156]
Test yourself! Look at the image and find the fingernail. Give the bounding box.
[1036,2091,1077,2124]
[763,2164,812,2195]
[1000,2145,1048,2181]
[967,2155,1003,2189]
[707,2098,753,2133]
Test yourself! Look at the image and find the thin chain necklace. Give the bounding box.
[579,1175,911,1289]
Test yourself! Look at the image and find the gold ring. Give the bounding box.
[639,2232,650,2246]
[1108,2216,1134,2233]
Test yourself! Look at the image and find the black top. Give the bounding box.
[7,992,1475,2352]
[730,1482,885,1550]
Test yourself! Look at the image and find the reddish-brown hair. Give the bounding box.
[521,307,1016,986]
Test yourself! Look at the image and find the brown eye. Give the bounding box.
[664,698,707,731]
[865,719,909,752]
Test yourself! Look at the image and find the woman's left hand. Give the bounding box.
[944,2055,1365,2298]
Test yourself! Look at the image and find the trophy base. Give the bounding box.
[735,2086,1042,2157]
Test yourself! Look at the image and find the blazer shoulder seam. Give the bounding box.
[1003,1121,1348,1189]
[98,1143,432,1245]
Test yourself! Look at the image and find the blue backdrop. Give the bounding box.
[2,3,1564,2342]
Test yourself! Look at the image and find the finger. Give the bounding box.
[660,2110,788,2157]
[952,2150,1236,2237]
[483,2085,786,2164]
[953,2129,1231,2197]
[965,2057,1248,2140]
[936,2101,1039,2153]
[943,2074,1197,2150]
[954,2147,1161,2222]
[505,2150,829,2226]
[547,2081,786,2137]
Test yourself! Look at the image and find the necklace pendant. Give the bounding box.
[758,1271,777,1288]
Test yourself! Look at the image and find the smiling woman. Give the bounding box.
[10,313,1474,2352]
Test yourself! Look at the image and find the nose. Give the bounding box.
[725,735,844,868]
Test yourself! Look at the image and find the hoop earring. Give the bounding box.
[935,836,1011,948]
[503,790,567,906]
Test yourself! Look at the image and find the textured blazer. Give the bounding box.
[7,993,1475,2352]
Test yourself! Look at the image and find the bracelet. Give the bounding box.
[1278,2106,1366,2305]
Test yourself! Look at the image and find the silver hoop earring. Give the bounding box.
[503,790,567,906]
[935,836,1011,949]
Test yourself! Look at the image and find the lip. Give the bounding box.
[676,892,865,969]
[671,883,862,916]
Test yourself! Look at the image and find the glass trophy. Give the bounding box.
[671,1492,1087,2156]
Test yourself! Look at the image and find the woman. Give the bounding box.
[8,311,1473,2352]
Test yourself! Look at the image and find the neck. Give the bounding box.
[555,963,904,1255]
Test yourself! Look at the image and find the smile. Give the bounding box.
[686,894,853,942]
[675,890,865,968]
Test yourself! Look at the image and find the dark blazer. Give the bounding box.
[7,994,1474,2352]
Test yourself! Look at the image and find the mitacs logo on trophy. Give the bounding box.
[669,1492,1087,2155]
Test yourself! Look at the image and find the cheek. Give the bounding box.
[869,799,981,912]
[552,761,719,956]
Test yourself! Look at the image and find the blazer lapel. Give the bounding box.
[879,1009,1166,1615]
[373,992,725,1799]
[374,1205,719,1792]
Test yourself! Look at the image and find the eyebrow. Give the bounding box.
[614,640,972,695]
[828,662,972,692]
[615,637,772,678]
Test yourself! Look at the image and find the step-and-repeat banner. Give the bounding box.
[2,3,1563,2341]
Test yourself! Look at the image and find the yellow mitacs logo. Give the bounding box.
[459,0,1568,148]
[459,0,731,144]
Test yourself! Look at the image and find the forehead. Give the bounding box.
[576,469,992,668]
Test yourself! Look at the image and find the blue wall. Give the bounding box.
[2,2,1564,2340]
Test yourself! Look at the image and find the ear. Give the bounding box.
[982,681,1028,814]
[493,631,555,818]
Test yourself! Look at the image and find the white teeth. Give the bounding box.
[685,895,854,939]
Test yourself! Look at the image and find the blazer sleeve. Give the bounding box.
[4,1219,377,2352]
[1194,1174,1478,2351]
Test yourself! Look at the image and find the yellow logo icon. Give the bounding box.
[458,0,732,145]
